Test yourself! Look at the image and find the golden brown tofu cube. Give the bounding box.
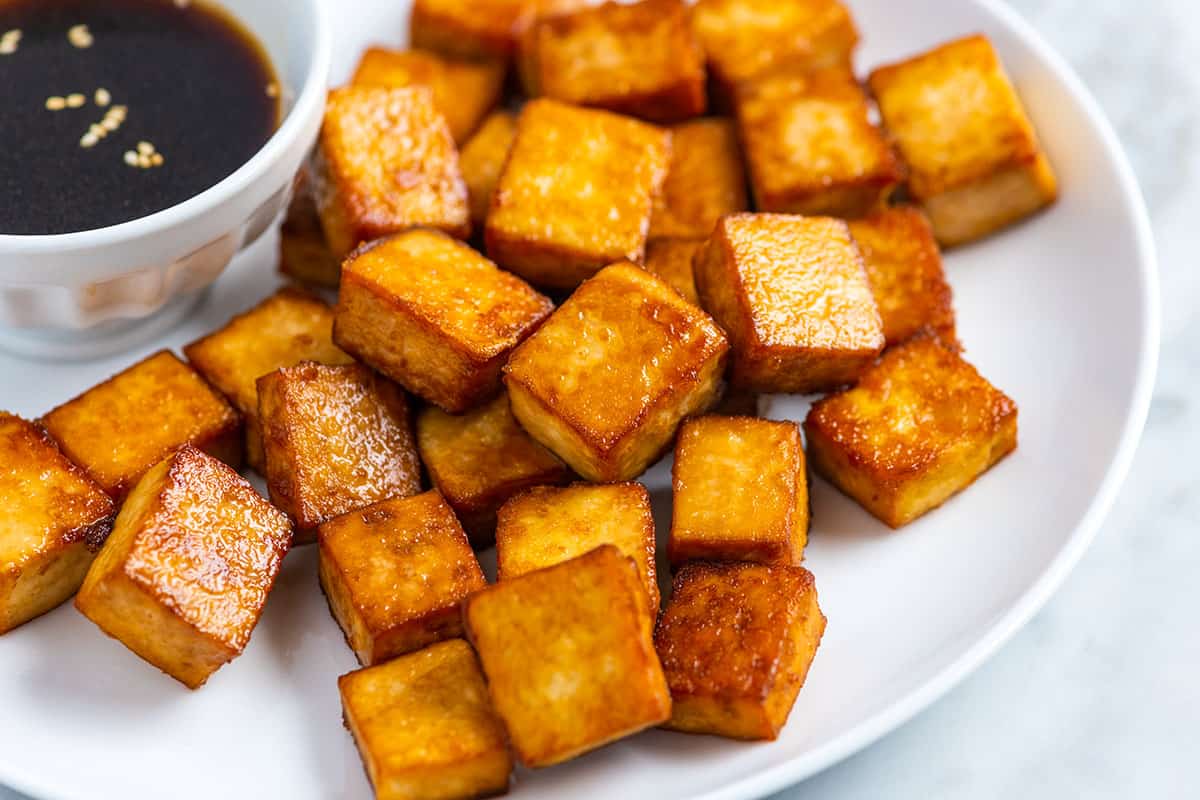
[184,287,353,473]
[0,414,114,634]
[339,639,512,800]
[690,0,858,93]
[463,545,671,767]
[485,99,671,289]
[75,446,291,688]
[648,118,748,241]
[505,262,729,482]
[319,492,486,666]
[412,0,592,61]
[694,213,883,393]
[495,482,659,613]
[460,110,518,229]
[257,362,421,542]
[279,170,341,289]
[40,350,242,501]
[643,238,703,306]
[847,207,957,348]
[313,86,469,258]
[351,47,505,144]
[416,392,571,545]
[670,416,807,566]
[736,68,901,217]
[334,229,553,413]
[655,561,825,740]
[868,35,1058,246]
[805,336,1018,528]
[523,0,706,123]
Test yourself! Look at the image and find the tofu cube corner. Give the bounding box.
[74,446,291,688]
[804,336,1018,528]
[648,117,748,241]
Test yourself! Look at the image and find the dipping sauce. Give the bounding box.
[0,0,280,235]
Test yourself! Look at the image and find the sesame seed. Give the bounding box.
[68,24,93,48]
[174,0,191,7]
[88,123,105,136]
[100,117,120,131]
[124,150,138,166]
[95,88,111,107]
[137,154,152,168]
[46,96,67,111]
[137,141,154,155]
[265,82,279,98]
[151,153,164,167]
[0,29,20,55]
[66,93,86,108]
[80,132,99,148]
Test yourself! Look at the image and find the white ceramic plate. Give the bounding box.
[0,0,1157,798]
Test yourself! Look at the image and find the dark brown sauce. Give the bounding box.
[0,0,279,235]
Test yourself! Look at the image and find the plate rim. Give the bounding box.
[692,1,1161,797]
[0,0,1160,798]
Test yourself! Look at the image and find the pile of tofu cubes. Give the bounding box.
[2,0,1054,797]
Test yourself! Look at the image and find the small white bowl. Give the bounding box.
[0,0,331,359]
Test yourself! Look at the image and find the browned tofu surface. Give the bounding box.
[804,336,1018,528]
[184,287,352,473]
[416,392,571,545]
[655,562,825,740]
[868,35,1058,246]
[847,207,957,348]
[495,482,659,613]
[670,416,807,566]
[485,99,671,289]
[257,362,421,541]
[643,238,703,306]
[339,639,512,800]
[504,262,728,481]
[460,110,518,228]
[694,213,883,393]
[40,350,242,501]
[736,68,900,217]
[411,0,590,61]
[463,545,671,767]
[334,229,553,413]
[524,0,706,123]
[350,46,505,143]
[279,171,341,289]
[75,446,291,688]
[648,118,747,241]
[319,492,486,666]
[0,413,114,634]
[313,86,469,258]
[690,0,858,92]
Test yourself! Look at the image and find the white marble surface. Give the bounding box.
[3,1,1195,798]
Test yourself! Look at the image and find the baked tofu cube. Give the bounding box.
[334,229,553,413]
[257,362,422,542]
[736,68,901,217]
[184,287,353,473]
[485,99,671,289]
[655,562,825,740]
[313,86,469,259]
[643,238,703,306]
[495,482,659,613]
[694,213,883,393]
[805,336,1018,528]
[339,639,512,800]
[847,207,957,348]
[319,492,486,666]
[463,545,671,767]
[868,35,1058,246]
[648,118,748,241]
[0,414,115,634]
[351,47,505,144]
[75,446,291,688]
[279,170,341,288]
[504,262,728,481]
[40,350,242,501]
[411,0,589,61]
[460,111,518,229]
[690,0,859,94]
[670,416,807,566]
[416,392,571,544]
[523,0,706,123]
